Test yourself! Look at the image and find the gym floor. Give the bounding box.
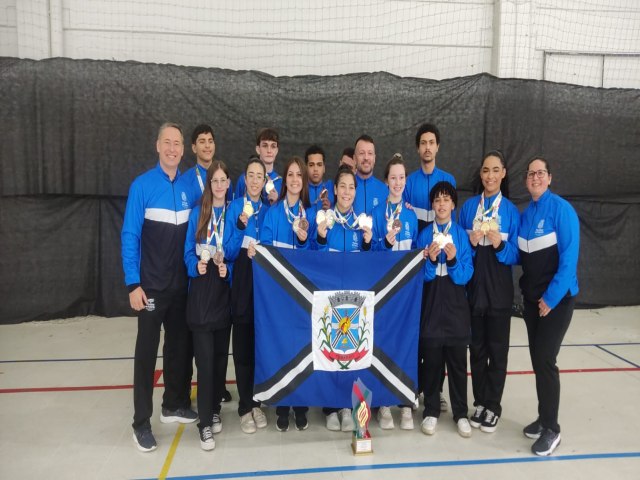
[1,306,638,480]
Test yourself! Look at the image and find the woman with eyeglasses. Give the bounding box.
[250,156,317,432]
[224,158,270,435]
[518,156,579,457]
[458,151,519,435]
[184,161,232,451]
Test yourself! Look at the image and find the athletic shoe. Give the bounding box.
[420,416,438,435]
[221,389,232,402]
[531,428,561,456]
[480,410,499,433]
[240,412,257,434]
[523,419,544,439]
[160,407,198,424]
[400,407,414,430]
[377,406,395,430]
[339,408,355,432]
[295,411,309,431]
[199,426,216,451]
[132,427,157,452]
[457,418,472,438]
[276,414,289,432]
[212,413,222,434]
[469,405,486,428]
[439,393,448,412]
[326,412,340,431]
[252,407,268,428]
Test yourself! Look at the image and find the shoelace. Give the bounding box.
[474,406,485,417]
[201,427,214,441]
[484,410,495,423]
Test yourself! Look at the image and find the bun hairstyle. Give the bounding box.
[384,153,406,180]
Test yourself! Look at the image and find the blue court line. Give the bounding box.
[136,451,640,480]
[4,343,638,364]
[595,345,640,368]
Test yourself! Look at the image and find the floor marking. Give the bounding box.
[137,451,640,480]
[595,345,640,368]
[158,387,198,480]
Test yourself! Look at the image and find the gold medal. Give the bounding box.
[488,219,499,231]
[473,219,482,231]
[480,221,491,234]
[265,179,275,195]
[243,202,254,217]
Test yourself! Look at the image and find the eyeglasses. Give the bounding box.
[526,169,548,179]
[210,179,228,186]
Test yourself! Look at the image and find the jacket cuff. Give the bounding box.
[127,283,140,293]
[317,234,327,245]
[446,256,457,267]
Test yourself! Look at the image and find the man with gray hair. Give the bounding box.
[121,123,197,452]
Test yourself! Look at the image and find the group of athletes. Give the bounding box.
[121,121,579,458]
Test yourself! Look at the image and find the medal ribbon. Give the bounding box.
[195,165,205,194]
[206,205,225,250]
[334,207,359,231]
[283,199,306,224]
[474,191,503,223]
[385,199,402,223]
[432,219,452,238]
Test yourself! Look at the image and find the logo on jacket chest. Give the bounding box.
[181,191,189,209]
[535,219,545,236]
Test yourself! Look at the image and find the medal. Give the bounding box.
[474,192,502,235]
[325,209,336,228]
[200,249,211,262]
[320,188,328,200]
[385,199,402,233]
[285,199,307,233]
[265,179,275,195]
[386,219,394,233]
[357,213,372,230]
[392,219,402,231]
[472,219,482,231]
[298,218,309,232]
[433,220,453,249]
[243,202,254,217]
[488,219,499,231]
[480,221,491,234]
[213,250,224,266]
[316,209,326,225]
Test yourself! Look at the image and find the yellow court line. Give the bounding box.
[158,387,197,480]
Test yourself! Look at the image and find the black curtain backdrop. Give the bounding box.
[1,57,638,323]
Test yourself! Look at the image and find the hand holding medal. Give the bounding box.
[265,179,278,205]
[239,201,253,227]
[217,261,228,279]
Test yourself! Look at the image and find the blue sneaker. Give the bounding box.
[531,428,561,456]
[160,407,198,424]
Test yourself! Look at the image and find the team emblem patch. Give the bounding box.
[312,290,374,371]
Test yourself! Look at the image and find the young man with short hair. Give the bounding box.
[305,144,334,209]
[234,128,282,205]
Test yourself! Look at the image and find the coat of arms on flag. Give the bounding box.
[252,246,424,407]
[312,290,374,371]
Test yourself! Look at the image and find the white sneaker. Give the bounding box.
[326,412,340,431]
[439,392,448,412]
[240,412,257,434]
[211,413,222,434]
[199,426,216,451]
[339,408,354,432]
[377,406,395,430]
[421,416,438,435]
[400,407,414,430]
[457,418,472,438]
[252,407,267,428]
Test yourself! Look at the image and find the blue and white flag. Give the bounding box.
[252,245,424,407]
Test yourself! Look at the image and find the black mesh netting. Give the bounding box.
[1,57,638,323]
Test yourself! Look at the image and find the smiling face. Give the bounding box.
[480,154,506,197]
[354,139,375,178]
[192,132,215,167]
[386,163,406,202]
[245,161,266,201]
[334,171,356,212]
[210,167,228,204]
[433,193,455,224]
[156,126,184,174]
[286,161,303,199]
[526,158,552,201]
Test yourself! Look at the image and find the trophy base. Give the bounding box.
[351,434,373,455]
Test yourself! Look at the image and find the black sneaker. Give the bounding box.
[531,428,561,456]
[276,414,289,432]
[133,427,157,452]
[160,407,198,424]
[469,405,485,429]
[295,412,309,431]
[199,426,216,451]
[480,410,499,433]
[221,389,232,402]
[523,419,544,439]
